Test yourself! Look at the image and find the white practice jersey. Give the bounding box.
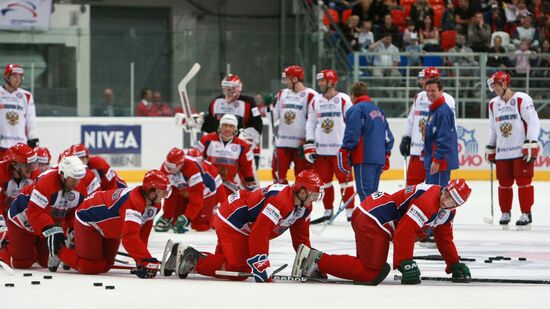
[404,91,456,156]
[0,87,37,149]
[306,92,353,156]
[488,92,540,160]
[274,88,318,148]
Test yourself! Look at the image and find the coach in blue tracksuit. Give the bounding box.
[338,82,394,202]
[423,78,459,186]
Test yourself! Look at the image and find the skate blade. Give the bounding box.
[160,239,175,276]
[291,244,310,277]
[500,224,510,230]
[418,242,437,249]
[516,224,532,231]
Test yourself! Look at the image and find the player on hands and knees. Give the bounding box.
[292,179,472,285]
[486,71,540,230]
[69,144,127,190]
[161,170,323,283]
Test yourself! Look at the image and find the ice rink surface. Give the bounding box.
[2,180,550,309]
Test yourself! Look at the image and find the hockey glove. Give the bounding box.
[399,136,411,157]
[521,140,539,163]
[172,215,190,234]
[337,148,352,175]
[154,217,172,232]
[42,225,66,257]
[27,138,40,148]
[398,259,421,285]
[383,152,391,171]
[303,141,317,164]
[135,257,161,279]
[246,254,273,283]
[485,145,496,163]
[450,262,471,283]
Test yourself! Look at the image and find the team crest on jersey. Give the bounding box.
[284,110,296,125]
[419,118,427,140]
[499,122,512,138]
[16,93,23,99]
[321,118,334,134]
[510,98,516,106]
[334,97,340,104]
[300,92,306,97]
[5,111,19,125]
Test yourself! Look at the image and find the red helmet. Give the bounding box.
[487,71,510,92]
[446,179,472,207]
[70,144,89,158]
[316,69,338,83]
[165,147,185,170]
[294,170,324,193]
[283,65,304,81]
[4,64,24,77]
[221,74,243,91]
[34,147,52,164]
[6,143,37,164]
[186,148,202,158]
[57,149,72,163]
[423,66,441,79]
[142,169,171,192]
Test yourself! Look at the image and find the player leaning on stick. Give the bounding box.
[292,179,472,285]
[485,71,541,230]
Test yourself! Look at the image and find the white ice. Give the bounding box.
[2,181,550,309]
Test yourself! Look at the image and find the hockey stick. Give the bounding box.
[117,251,131,258]
[268,102,280,183]
[115,258,130,265]
[176,63,201,146]
[483,163,495,224]
[412,255,476,262]
[215,263,288,278]
[311,173,352,225]
[311,192,357,236]
[275,263,389,286]
[0,259,15,275]
[394,275,550,285]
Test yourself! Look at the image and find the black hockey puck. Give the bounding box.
[4,283,14,287]
[93,282,103,287]
[488,257,497,260]
[31,281,40,285]
[503,257,511,261]
[62,265,71,271]
[484,260,492,263]
[23,273,32,277]
[105,285,115,290]
[519,257,527,261]
[43,275,52,279]
[496,256,504,259]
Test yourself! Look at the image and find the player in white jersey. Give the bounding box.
[0,64,39,159]
[400,67,456,185]
[272,65,317,183]
[485,71,540,230]
[304,70,356,223]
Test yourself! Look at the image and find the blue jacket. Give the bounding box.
[342,96,394,165]
[423,96,459,171]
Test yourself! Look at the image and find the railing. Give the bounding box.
[351,51,550,119]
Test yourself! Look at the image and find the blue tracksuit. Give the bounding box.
[423,96,459,186]
[342,95,394,201]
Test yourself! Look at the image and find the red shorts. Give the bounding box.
[406,155,426,185]
[0,219,48,269]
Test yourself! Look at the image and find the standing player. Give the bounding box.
[153,148,208,233]
[160,170,324,283]
[273,65,318,183]
[0,156,87,269]
[400,67,457,185]
[338,82,393,202]
[69,144,127,190]
[57,170,170,278]
[198,114,256,195]
[0,64,39,159]
[486,71,541,230]
[305,70,356,222]
[292,179,472,285]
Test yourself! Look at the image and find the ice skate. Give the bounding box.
[160,239,179,276]
[291,244,324,278]
[499,212,511,230]
[176,245,204,279]
[516,213,532,231]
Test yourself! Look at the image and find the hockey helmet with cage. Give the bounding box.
[316,69,338,84]
[58,156,87,180]
[221,74,242,91]
[487,71,510,92]
[282,65,304,81]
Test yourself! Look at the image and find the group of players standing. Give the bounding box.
[0,62,541,285]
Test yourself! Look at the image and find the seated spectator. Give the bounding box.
[441,1,457,31]
[487,35,511,75]
[485,2,506,32]
[149,91,174,117]
[352,0,376,23]
[93,88,116,117]
[343,15,361,52]
[376,13,401,48]
[516,0,531,19]
[533,39,550,89]
[513,39,537,87]
[357,19,375,51]
[402,21,418,47]
[419,14,440,47]
[369,33,401,97]
[455,0,476,34]
[528,0,550,25]
[136,88,153,116]
[468,11,492,52]
[405,33,423,68]
[513,14,540,50]
[447,33,478,92]
[409,0,434,30]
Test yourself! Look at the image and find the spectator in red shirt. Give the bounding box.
[136,88,153,116]
[149,91,174,117]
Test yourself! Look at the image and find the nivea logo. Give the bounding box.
[81,125,141,154]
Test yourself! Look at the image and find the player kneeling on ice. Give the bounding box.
[161,170,324,283]
[56,170,171,278]
[292,179,472,285]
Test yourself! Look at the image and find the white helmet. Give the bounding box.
[58,155,87,179]
[219,114,238,128]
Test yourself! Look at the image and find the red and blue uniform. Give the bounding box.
[87,156,127,190]
[57,187,159,274]
[194,184,311,279]
[0,160,35,216]
[341,95,394,201]
[423,96,459,186]
[317,184,460,282]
